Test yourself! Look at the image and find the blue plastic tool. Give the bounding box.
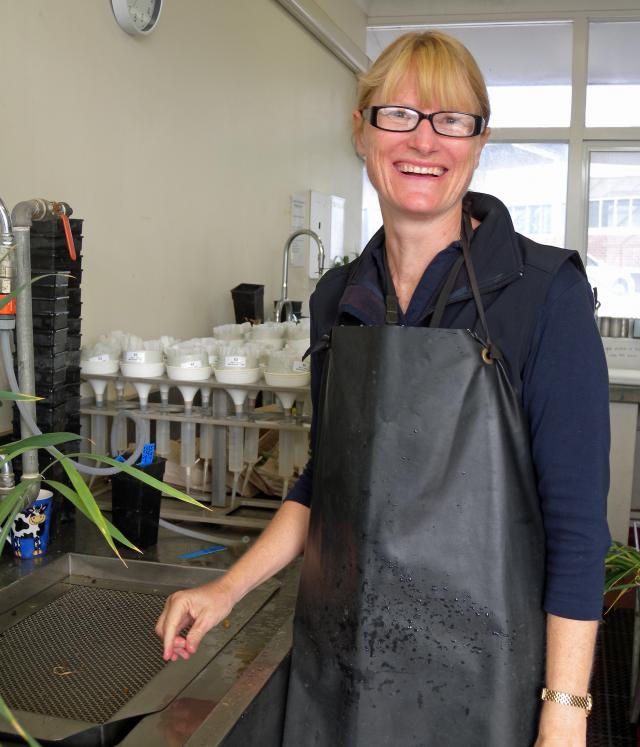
[137,443,155,467]
[178,545,227,559]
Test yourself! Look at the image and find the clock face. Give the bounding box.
[112,0,162,35]
[127,0,161,33]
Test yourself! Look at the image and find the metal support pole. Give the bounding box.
[13,226,39,478]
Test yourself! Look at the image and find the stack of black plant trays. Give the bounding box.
[11,217,83,534]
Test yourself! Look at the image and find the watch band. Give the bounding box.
[541,687,593,716]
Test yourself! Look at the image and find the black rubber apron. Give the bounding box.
[282,215,546,747]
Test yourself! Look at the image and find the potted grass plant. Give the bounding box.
[605,540,640,612]
[0,280,206,745]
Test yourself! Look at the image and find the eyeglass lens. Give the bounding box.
[373,107,479,137]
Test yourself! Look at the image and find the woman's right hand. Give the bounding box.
[155,580,235,661]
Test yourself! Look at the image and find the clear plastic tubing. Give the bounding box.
[112,415,128,454]
[228,425,244,499]
[278,429,295,499]
[181,421,197,495]
[199,421,213,490]
[155,384,171,458]
[155,417,171,458]
[91,413,108,456]
[242,426,260,494]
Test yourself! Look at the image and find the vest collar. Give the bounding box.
[338,191,524,325]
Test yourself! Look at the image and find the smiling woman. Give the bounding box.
[156,30,611,747]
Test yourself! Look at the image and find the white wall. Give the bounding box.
[0,0,364,346]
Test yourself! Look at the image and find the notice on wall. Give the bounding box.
[289,194,307,268]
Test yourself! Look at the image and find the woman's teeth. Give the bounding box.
[397,164,445,176]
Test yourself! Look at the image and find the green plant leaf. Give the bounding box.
[0,433,79,462]
[71,453,211,510]
[0,390,41,402]
[0,274,63,312]
[58,457,123,562]
[44,479,142,554]
[0,691,41,746]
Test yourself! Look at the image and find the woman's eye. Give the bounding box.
[386,108,411,120]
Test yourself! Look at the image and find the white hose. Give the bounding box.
[158,518,249,547]
[1,330,148,476]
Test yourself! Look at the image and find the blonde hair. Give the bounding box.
[356,31,490,123]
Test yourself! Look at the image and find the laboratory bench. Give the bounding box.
[0,513,300,746]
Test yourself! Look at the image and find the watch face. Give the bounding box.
[126,0,162,33]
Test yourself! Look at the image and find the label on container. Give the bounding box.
[0,280,10,294]
[125,351,145,363]
[89,354,108,363]
[293,361,309,372]
[224,355,247,369]
[180,359,203,369]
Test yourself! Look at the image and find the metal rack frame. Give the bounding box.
[81,372,310,529]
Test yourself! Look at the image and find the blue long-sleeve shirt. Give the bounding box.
[286,196,611,621]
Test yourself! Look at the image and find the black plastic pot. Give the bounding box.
[111,458,166,549]
[231,283,264,324]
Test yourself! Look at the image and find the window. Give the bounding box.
[471,143,568,247]
[368,23,573,128]
[586,21,640,128]
[586,150,640,316]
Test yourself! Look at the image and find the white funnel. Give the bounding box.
[276,390,296,411]
[89,378,109,407]
[177,384,200,412]
[133,382,153,410]
[225,388,249,414]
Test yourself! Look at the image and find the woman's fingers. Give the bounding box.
[156,583,234,661]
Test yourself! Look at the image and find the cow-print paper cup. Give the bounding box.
[10,489,53,559]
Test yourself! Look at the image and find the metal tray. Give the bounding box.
[0,553,280,746]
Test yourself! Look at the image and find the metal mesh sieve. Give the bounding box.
[0,584,167,724]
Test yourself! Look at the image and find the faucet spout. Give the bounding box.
[275,229,325,321]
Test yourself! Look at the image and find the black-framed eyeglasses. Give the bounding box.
[362,106,486,138]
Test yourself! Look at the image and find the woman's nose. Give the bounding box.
[407,118,439,151]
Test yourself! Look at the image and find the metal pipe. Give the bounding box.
[9,199,67,479]
[0,198,14,245]
[0,458,15,499]
[13,225,39,478]
[275,229,325,322]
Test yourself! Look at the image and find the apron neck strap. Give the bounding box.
[383,210,500,359]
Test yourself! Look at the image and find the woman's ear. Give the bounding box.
[352,110,365,158]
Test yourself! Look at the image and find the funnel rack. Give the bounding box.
[81,371,310,527]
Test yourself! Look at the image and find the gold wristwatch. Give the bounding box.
[541,687,593,716]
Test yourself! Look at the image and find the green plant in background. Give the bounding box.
[331,252,359,268]
[604,541,640,613]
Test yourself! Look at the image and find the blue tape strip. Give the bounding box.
[137,443,155,467]
[178,545,226,559]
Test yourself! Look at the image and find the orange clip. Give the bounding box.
[53,203,77,261]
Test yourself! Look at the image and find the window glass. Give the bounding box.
[367,22,573,128]
[587,22,640,127]
[470,143,569,247]
[586,151,640,316]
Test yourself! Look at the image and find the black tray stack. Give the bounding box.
[11,218,83,525]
